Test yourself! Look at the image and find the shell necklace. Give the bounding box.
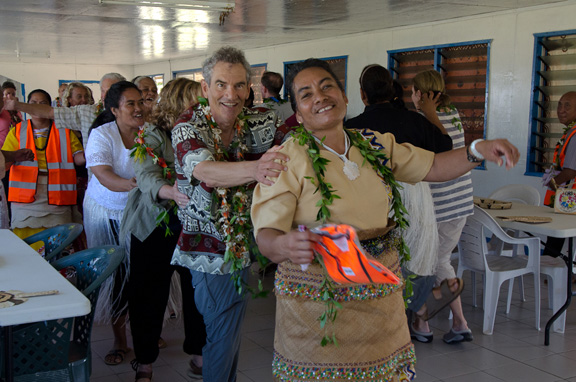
[313,131,360,180]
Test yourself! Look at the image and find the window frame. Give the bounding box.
[388,40,491,169]
[527,29,576,177]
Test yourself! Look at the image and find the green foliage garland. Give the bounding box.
[296,125,411,346]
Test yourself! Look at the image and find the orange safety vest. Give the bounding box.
[312,224,400,285]
[544,128,576,206]
[8,121,77,205]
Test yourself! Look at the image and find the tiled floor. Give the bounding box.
[90,264,576,382]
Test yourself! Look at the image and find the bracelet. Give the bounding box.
[466,144,483,163]
[470,139,485,160]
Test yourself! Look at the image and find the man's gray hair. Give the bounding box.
[132,75,151,87]
[100,73,126,86]
[202,46,251,86]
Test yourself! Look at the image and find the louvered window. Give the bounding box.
[388,41,490,146]
[529,31,576,175]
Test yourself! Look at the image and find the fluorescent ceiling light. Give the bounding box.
[99,0,235,12]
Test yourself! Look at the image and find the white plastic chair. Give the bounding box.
[489,186,567,332]
[457,206,541,335]
[488,184,541,206]
[488,184,541,303]
[539,256,567,333]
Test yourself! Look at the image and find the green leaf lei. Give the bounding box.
[439,104,462,132]
[198,97,269,298]
[295,125,411,346]
[130,124,178,237]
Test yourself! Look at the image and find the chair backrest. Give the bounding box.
[23,223,84,262]
[458,207,491,272]
[459,206,541,271]
[51,245,125,353]
[488,184,541,206]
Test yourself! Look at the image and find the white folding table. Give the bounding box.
[0,229,91,381]
[482,204,576,345]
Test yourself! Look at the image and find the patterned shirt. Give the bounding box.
[255,98,294,123]
[171,105,292,275]
[54,103,100,148]
[428,107,474,223]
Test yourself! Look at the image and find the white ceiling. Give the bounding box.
[0,0,564,66]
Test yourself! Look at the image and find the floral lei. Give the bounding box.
[94,100,104,117]
[198,97,268,297]
[295,125,410,346]
[130,124,177,236]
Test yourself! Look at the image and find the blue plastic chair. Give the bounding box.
[2,245,125,381]
[22,223,84,262]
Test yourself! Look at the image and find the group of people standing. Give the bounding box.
[0,45,525,382]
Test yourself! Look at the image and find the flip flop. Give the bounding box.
[104,348,131,365]
[420,278,464,321]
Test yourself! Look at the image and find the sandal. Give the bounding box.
[419,278,464,321]
[104,348,131,365]
[131,359,153,382]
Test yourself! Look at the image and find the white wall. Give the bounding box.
[134,3,576,201]
[0,62,133,103]
[3,2,575,201]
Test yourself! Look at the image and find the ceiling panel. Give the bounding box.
[0,0,565,65]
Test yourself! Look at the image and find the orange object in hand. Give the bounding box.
[311,224,400,285]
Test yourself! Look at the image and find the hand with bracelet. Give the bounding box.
[424,138,520,182]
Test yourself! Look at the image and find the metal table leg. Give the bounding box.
[545,237,574,346]
[2,326,13,382]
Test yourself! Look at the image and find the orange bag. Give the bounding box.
[311,224,400,285]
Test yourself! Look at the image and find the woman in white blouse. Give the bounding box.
[84,81,143,366]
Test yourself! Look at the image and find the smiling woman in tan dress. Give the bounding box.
[251,58,520,382]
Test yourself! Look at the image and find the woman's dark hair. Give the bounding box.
[89,81,140,135]
[27,89,51,104]
[286,58,344,112]
[1,81,16,91]
[359,64,394,105]
[391,80,406,110]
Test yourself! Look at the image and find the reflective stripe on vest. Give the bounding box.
[9,121,77,205]
[8,122,39,202]
[544,128,576,206]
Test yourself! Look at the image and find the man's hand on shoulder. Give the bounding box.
[253,145,290,186]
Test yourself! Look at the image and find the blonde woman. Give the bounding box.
[63,82,93,108]
[411,69,475,344]
[121,78,206,382]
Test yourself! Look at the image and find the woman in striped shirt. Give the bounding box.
[411,70,475,344]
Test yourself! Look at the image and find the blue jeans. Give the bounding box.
[402,268,436,313]
[190,269,248,382]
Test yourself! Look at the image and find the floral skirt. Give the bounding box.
[272,232,416,382]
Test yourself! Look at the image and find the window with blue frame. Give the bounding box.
[173,64,267,104]
[388,41,490,146]
[528,31,576,175]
